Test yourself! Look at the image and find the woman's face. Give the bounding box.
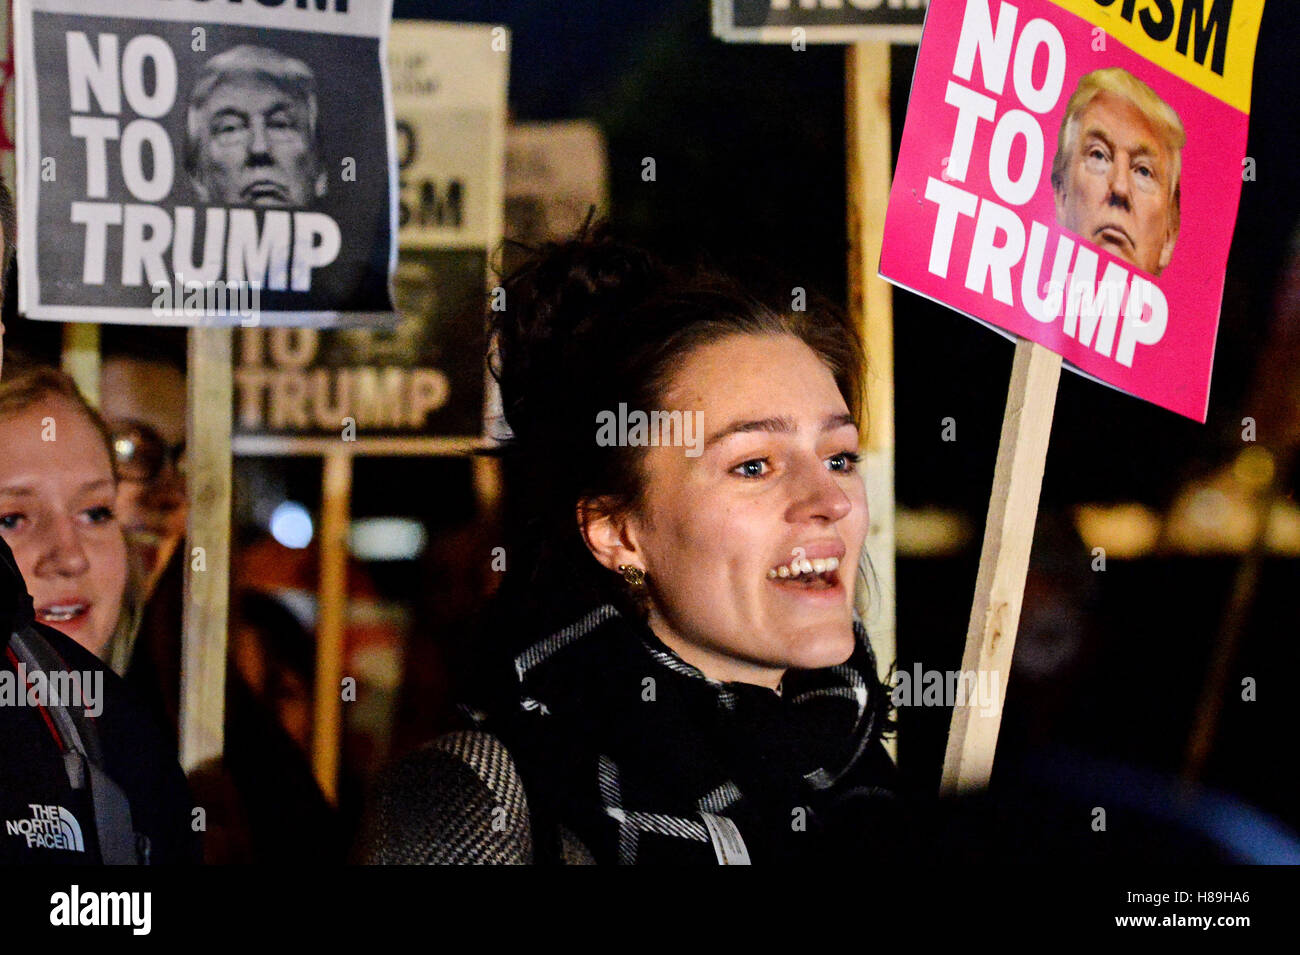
[615,333,868,689]
[0,397,128,658]
[101,357,188,598]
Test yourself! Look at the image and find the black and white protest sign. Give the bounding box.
[14,0,397,326]
[713,0,928,44]
[232,20,509,450]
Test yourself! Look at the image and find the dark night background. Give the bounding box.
[7,0,1290,860]
[381,1,1300,842]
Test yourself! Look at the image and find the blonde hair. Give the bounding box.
[1051,68,1185,234]
[0,366,115,461]
[0,366,138,671]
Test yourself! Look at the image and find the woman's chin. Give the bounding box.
[780,623,857,671]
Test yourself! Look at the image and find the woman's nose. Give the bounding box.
[788,459,854,524]
[38,519,91,577]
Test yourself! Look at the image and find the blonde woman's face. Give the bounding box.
[0,397,127,658]
[626,333,868,689]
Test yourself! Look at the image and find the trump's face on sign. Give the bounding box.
[187,46,326,208]
[1052,71,1183,277]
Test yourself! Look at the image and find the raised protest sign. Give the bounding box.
[713,0,928,43]
[14,0,397,326]
[878,0,1265,793]
[2,0,14,189]
[390,20,507,251]
[503,119,607,276]
[880,0,1265,421]
[232,20,508,451]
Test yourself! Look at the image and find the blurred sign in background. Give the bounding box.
[713,0,927,43]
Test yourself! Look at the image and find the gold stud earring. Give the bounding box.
[618,564,645,586]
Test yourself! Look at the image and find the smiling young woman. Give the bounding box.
[455,224,898,864]
[0,368,128,661]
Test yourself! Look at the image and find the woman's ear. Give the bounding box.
[576,497,640,574]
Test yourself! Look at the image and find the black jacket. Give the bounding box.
[0,537,199,864]
[459,571,900,864]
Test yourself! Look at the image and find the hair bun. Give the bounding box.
[491,222,666,447]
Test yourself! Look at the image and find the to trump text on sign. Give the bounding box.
[880,0,1264,421]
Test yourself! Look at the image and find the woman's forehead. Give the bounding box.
[663,333,845,409]
[0,398,113,472]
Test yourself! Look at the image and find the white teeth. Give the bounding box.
[39,604,86,622]
[768,556,842,580]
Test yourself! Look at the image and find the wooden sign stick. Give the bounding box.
[846,41,898,739]
[940,338,1061,796]
[180,326,233,771]
[312,447,352,805]
[60,323,100,406]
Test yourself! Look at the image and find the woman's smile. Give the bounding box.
[606,332,869,688]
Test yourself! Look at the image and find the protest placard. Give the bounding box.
[231,20,508,451]
[881,0,1265,422]
[713,0,928,43]
[2,0,14,190]
[506,121,606,246]
[879,0,1265,793]
[14,0,397,326]
[503,120,607,277]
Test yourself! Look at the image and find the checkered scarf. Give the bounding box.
[467,599,896,864]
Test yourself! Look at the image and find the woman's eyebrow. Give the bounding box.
[76,478,115,495]
[704,412,856,450]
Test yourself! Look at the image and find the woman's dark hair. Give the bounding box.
[488,221,866,614]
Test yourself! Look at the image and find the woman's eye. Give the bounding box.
[733,458,769,478]
[0,513,24,531]
[827,451,861,473]
[84,506,115,524]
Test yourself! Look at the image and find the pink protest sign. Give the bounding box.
[881,0,1265,421]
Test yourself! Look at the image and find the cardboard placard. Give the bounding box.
[232,20,509,451]
[880,0,1265,421]
[713,0,928,44]
[14,0,398,326]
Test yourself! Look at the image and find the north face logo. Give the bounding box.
[5,804,85,852]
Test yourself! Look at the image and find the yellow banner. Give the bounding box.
[1048,0,1264,113]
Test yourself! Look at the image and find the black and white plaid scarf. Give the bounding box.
[467,599,897,864]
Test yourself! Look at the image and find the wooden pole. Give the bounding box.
[312,448,352,804]
[179,326,232,771]
[1182,454,1290,781]
[846,41,897,728]
[61,323,100,406]
[940,339,1061,796]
